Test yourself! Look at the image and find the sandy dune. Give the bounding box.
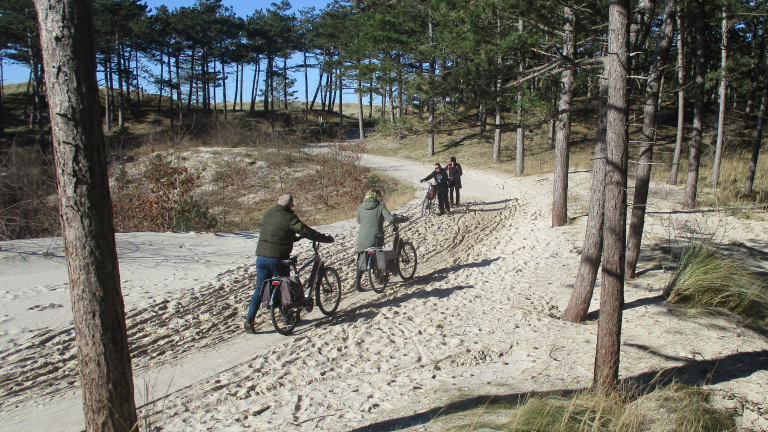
[0,153,766,431]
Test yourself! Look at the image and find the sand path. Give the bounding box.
[1,153,766,431]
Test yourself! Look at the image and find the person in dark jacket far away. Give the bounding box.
[446,156,463,206]
[421,163,450,215]
[244,194,334,334]
[354,189,406,291]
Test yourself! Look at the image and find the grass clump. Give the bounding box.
[663,243,768,324]
[440,384,734,432]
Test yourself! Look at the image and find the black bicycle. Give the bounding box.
[364,215,418,293]
[421,182,436,216]
[267,240,341,335]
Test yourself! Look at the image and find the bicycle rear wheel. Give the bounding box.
[397,241,417,281]
[316,266,341,315]
[270,289,300,335]
[367,254,389,293]
[421,196,433,216]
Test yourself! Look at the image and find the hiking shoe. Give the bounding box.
[244,318,255,334]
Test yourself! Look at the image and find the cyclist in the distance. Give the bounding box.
[421,163,450,215]
[355,189,405,291]
[244,194,334,334]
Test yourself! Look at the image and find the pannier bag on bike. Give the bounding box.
[428,185,436,200]
[262,280,279,309]
[279,276,305,308]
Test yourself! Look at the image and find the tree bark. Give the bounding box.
[683,1,706,209]
[711,7,728,188]
[625,0,676,278]
[595,0,629,392]
[745,51,768,195]
[552,5,576,227]
[357,74,364,141]
[563,77,608,323]
[669,5,685,185]
[33,0,138,430]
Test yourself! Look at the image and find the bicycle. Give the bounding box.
[267,240,342,335]
[364,215,418,293]
[421,182,437,216]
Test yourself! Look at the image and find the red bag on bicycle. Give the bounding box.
[428,185,436,200]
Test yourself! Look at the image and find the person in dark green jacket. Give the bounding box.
[245,194,334,334]
[354,189,404,291]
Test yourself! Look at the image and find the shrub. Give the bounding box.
[664,243,768,324]
[112,154,217,232]
[0,146,59,240]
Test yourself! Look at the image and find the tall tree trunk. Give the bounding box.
[669,6,685,185]
[175,56,182,124]
[158,49,164,111]
[33,1,138,431]
[104,55,111,132]
[233,62,239,111]
[0,56,5,136]
[357,74,364,141]
[304,51,309,122]
[683,1,706,208]
[548,117,555,150]
[186,48,195,112]
[478,100,487,133]
[595,0,629,392]
[744,53,768,195]
[428,15,436,158]
[168,54,174,128]
[338,70,343,129]
[552,4,576,227]
[250,60,259,113]
[493,13,503,164]
[625,0,676,278]
[744,25,764,120]
[515,18,525,176]
[222,62,227,120]
[711,7,728,187]
[116,40,125,131]
[563,80,608,323]
[310,69,323,111]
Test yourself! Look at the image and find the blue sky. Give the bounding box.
[2,0,337,103]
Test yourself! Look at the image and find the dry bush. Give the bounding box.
[112,153,216,232]
[0,145,59,240]
[292,143,371,224]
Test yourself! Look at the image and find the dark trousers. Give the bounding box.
[448,184,460,205]
[437,188,450,214]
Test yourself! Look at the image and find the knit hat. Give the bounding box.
[450,157,457,162]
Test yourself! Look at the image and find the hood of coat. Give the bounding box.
[361,197,382,211]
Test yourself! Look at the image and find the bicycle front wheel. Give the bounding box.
[270,290,300,335]
[316,266,341,316]
[397,241,417,281]
[421,195,431,216]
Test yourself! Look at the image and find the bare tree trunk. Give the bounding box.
[711,7,728,188]
[516,17,525,178]
[168,54,174,127]
[595,0,629,392]
[250,60,259,114]
[33,1,138,430]
[104,55,111,132]
[625,0,676,278]
[669,6,685,185]
[428,16,436,157]
[548,117,555,150]
[222,61,227,120]
[357,74,364,141]
[745,52,768,195]
[494,16,503,164]
[744,24,763,120]
[683,1,706,208]
[304,52,309,122]
[552,5,575,227]
[563,80,608,323]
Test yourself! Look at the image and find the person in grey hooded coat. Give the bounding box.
[355,189,403,291]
